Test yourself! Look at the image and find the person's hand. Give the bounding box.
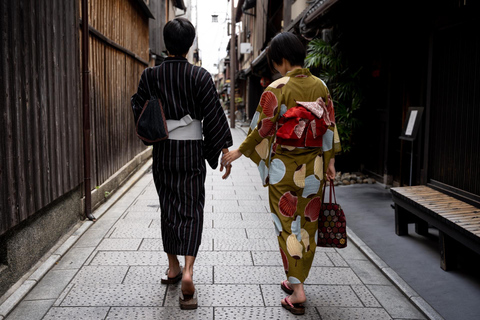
[221,149,242,167]
[220,162,232,179]
[326,158,336,181]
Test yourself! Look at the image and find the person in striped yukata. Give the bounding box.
[131,17,233,309]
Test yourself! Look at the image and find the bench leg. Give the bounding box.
[439,231,456,271]
[415,219,429,236]
[395,204,412,236]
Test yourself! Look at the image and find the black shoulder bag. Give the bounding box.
[132,68,168,145]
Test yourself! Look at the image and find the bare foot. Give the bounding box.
[167,261,181,278]
[286,291,306,305]
[181,269,195,295]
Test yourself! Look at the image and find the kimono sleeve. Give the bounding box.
[198,71,233,169]
[131,68,150,126]
[238,87,281,166]
[322,93,342,173]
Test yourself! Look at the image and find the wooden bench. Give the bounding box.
[391,185,480,270]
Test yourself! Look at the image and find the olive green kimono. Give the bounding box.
[238,68,341,284]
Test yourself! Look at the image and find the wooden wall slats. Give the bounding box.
[88,0,148,190]
[430,24,480,196]
[0,0,83,235]
[0,0,148,236]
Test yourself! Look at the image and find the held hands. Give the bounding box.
[220,149,242,179]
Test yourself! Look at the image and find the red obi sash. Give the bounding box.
[276,101,329,148]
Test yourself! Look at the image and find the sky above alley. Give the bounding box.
[195,0,238,75]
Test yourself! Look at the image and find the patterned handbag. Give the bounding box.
[317,181,347,248]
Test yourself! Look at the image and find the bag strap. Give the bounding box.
[144,68,155,99]
[322,178,336,204]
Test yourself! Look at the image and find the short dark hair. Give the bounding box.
[163,18,195,56]
[267,32,306,67]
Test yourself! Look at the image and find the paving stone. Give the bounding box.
[208,200,239,207]
[53,247,96,270]
[367,285,426,319]
[235,198,267,205]
[215,266,284,284]
[252,251,335,267]
[122,211,160,220]
[347,260,391,285]
[113,219,153,228]
[214,238,279,251]
[202,228,247,239]
[90,251,167,266]
[246,228,277,239]
[305,267,363,285]
[105,307,213,319]
[43,307,110,319]
[73,228,111,248]
[212,185,256,192]
[164,285,263,307]
[109,228,161,239]
[240,212,272,221]
[71,266,129,285]
[87,219,119,235]
[326,252,349,267]
[97,239,142,251]
[205,212,243,220]
[214,220,275,229]
[128,199,160,211]
[214,205,268,213]
[195,252,253,266]
[336,243,368,261]
[53,283,74,307]
[350,285,382,308]
[205,190,236,196]
[101,207,128,219]
[61,283,166,307]
[109,227,246,241]
[149,219,214,229]
[208,179,234,186]
[212,193,261,200]
[261,284,363,308]
[215,307,320,319]
[139,238,213,251]
[5,299,55,320]
[123,266,213,284]
[25,270,77,300]
[316,307,392,320]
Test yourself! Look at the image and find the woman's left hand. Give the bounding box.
[220,149,242,179]
[221,149,242,167]
[326,158,336,181]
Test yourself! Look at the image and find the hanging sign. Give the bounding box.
[400,107,424,141]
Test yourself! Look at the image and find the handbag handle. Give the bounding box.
[322,178,337,204]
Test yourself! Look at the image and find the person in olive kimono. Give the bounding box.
[221,32,341,315]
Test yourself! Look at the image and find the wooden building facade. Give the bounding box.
[308,0,480,205]
[0,0,153,297]
[233,0,479,203]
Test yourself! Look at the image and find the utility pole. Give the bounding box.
[229,0,236,128]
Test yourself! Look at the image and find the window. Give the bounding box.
[212,15,218,23]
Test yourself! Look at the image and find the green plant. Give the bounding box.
[305,38,363,153]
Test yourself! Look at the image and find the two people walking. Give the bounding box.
[132,18,340,315]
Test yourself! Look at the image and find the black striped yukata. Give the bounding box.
[132,57,233,257]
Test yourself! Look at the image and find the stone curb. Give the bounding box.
[0,158,153,318]
[346,226,445,320]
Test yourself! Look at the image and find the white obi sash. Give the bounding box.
[166,115,202,140]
